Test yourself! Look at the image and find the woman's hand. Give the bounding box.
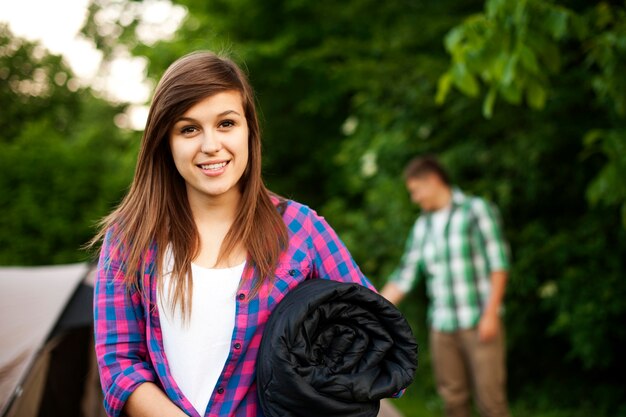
[124,382,189,417]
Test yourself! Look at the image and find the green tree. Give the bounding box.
[436,0,626,226]
[0,24,137,265]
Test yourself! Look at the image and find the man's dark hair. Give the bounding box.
[403,155,451,185]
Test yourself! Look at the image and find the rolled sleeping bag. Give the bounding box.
[257,279,418,417]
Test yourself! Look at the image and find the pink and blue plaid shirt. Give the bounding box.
[94,198,376,417]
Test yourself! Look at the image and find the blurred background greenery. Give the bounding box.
[1,0,625,416]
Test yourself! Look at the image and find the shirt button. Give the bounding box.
[234,342,241,349]
[238,293,245,300]
[289,269,297,277]
[217,387,224,394]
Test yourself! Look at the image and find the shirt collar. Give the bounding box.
[424,187,465,215]
[451,187,466,206]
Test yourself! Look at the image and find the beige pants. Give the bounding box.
[430,328,511,417]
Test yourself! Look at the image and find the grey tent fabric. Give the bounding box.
[0,263,89,415]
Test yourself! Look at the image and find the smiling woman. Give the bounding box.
[169,92,250,215]
[89,51,414,417]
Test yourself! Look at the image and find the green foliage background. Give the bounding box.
[0,25,137,264]
[2,0,626,415]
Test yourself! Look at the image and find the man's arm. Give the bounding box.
[478,270,507,342]
[380,282,407,306]
[472,199,511,342]
[381,218,425,306]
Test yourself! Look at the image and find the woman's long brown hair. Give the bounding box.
[90,51,288,317]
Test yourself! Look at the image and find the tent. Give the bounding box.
[0,263,104,417]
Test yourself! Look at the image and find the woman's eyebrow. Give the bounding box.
[174,116,197,124]
[175,110,242,122]
[217,110,242,117]
[173,110,242,125]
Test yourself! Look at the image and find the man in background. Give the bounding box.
[381,156,512,417]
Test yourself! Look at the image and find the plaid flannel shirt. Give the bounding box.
[94,198,375,417]
[389,188,510,332]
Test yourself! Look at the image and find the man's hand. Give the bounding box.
[478,270,508,342]
[478,311,500,342]
[380,282,406,306]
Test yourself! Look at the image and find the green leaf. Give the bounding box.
[485,0,506,19]
[526,81,547,109]
[444,26,465,53]
[519,44,540,74]
[499,79,522,104]
[583,129,604,147]
[435,71,453,105]
[502,53,518,85]
[451,63,480,97]
[545,8,569,40]
[492,52,509,81]
[540,41,561,73]
[482,85,497,118]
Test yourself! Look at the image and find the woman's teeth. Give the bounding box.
[200,162,227,170]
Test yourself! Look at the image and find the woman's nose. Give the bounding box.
[200,130,222,154]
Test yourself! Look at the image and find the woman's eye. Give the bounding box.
[180,126,198,135]
[219,120,235,129]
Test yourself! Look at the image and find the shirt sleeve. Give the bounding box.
[94,228,158,417]
[305,207,377,292]
[471,198,511,272]
[387,218,425,294]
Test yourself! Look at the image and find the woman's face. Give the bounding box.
[169,90,249,206]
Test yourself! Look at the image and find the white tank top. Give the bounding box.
[157,260,245,415]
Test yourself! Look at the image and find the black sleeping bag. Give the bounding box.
[257,279,418,417]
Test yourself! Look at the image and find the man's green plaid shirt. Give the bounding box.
[389,188,510,331]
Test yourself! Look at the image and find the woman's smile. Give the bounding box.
[197,160,230,176]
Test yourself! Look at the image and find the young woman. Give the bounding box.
[92,51,376,417]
